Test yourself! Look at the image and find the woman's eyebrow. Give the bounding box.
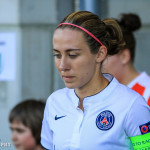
[53,49,59,52]
[66,49,81,52]
[53,48,81,52]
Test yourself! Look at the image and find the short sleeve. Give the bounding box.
[41,100,53,150]
[125,96,150,137]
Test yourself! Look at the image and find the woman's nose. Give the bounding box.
[58,57,70,71]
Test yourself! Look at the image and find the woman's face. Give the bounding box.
[10,120,37,150]
[53,28,99,89]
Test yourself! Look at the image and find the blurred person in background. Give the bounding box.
[9,99,45,150]
[102,13,150,106]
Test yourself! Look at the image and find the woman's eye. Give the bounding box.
[69,54,78,58]
[53,54,61,59]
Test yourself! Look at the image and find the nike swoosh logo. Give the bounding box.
[55,115,66,120]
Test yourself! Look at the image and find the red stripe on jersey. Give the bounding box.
[131,83,145,96]
[147,97,150,107]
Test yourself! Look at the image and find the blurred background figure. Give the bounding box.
[102,13,150,106]
[9,99,45,150]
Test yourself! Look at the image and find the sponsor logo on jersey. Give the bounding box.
[55,115,66,120]
[139,121,150,134]
[96,110,115,131]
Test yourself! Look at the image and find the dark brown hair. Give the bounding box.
[9,99,45,145]
[117,13,141,63]
[57,11,126,55]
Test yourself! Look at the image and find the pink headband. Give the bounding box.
[58,23,103,46]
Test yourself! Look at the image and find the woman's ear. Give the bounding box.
[120,49,131,64]
[96,45,107,63]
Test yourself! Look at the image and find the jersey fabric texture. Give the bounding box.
[41,74,150,150]
[128,72,150,106]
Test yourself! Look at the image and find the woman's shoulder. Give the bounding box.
[118,80,141,98]
[113,82,146,114]
[104,73,142,102]
[109,74,141,99]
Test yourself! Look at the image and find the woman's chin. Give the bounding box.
[65,82,77,89]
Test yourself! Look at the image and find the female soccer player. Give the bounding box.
[41,11,150,150]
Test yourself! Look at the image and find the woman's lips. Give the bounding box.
[62,76,75,82]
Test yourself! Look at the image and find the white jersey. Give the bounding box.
[128,72,150,106]
[41,74,150,150]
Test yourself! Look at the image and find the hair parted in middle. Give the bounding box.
[57,11,126,56]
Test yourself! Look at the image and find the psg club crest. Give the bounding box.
[96,110,115,131]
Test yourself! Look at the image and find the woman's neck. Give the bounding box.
[75,74,109,99]
[120,64,139,85]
